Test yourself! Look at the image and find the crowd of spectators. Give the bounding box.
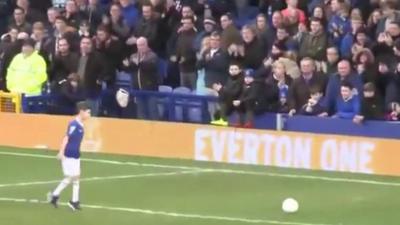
[0,0,400,126]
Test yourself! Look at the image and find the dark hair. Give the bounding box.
[142,3,153,10]
[97,24,111,33]
[341,81,354,90]
[309,17,323,25]
[221,12,233,21]
[229,61,242,68]
[363,82,376,92]
[55,16,67,24]
[76,101,90,112]
[310,86,322,95]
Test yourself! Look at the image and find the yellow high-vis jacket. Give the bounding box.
[6,51,47,96]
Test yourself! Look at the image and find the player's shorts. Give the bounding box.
[62,157,81,177]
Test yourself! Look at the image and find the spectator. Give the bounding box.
[254,14,269,52]
[193,16,216,52]
[104,3,130,40]
[93,25,124,87]
[9,7,32,33]
[282,0,306,34]
[275,26,297,51]
[47,16,80,58]
[374,21,400,70]
[211,62,244,126]
[340,15,364,58]
[0,32,28,91]
[119,0,139,29]
[332,81,360,121]
[45,7,60,36]
[30,21,51,67]
[84,0,104,31]
[171,16,198,89]
[122,37,159,91]
[16,0,45,23]
[375,1,400,37]
[350,28,372,61]
[128,3,161,54]
[197,31,229,88]
[64,0,86,29]
[241,25,265,70]
[354,48,378,84]
[321,46,340,75]
[234,72,258,128]
[311,6,327,26]
[288,57,327,115]
[266,60,293,113]
[298,17,328,62]
[76,36,107,116]
[298,86,325,116]
[53,73,85,115]
[265,11,284,52]
[220,13,242,51]
[366,9,382,39]
[324,59,363,114]
[51,37,78,83]
[124,36,160,120]
[6,38,47,95]
[328,0,351,47]
[353,82,384,123]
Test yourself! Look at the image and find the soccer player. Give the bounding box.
[48,102,91,211]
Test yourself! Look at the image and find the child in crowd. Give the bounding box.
[333,81,361,120]
[299,86,325,116]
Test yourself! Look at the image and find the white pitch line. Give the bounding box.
[1,151,400,187]
[0,197,335,225]
[0,170,206,188]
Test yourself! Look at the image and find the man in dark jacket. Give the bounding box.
[50,37,79,84]
[127,3,161,55]
[76,36,107,116]
[93,25,124,87]
[241,25,266,70]
[299,17,328,62]
[288,57,327,115]
[197,31,230,88]
[122,37,159,120]
[175,16,198,89]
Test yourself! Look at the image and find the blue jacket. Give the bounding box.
[340,33,353,59]
[121,4,139,29]
[324,73,363,113]
[328,15,351,47]
[335,95,360,119]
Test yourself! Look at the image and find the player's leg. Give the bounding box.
[68,159,81,211]
[49,158,74,208]
[49,176,71,208]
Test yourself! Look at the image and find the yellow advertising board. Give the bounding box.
[1,113,400,176]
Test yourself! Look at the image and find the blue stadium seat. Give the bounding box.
[115,71,132,89]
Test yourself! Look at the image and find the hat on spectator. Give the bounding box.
[204,16,216,26]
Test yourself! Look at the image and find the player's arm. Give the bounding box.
[57,136,69,160]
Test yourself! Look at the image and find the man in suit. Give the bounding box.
[197,31,229,88]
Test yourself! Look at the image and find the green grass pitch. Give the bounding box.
[0,146,399,225]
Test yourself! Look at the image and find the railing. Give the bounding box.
[15,89,400,139]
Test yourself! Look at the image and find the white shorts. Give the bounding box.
[62,157,81,177]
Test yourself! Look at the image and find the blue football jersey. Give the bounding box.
[64,119,84,159]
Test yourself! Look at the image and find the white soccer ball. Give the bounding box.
[282,198,299,213]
